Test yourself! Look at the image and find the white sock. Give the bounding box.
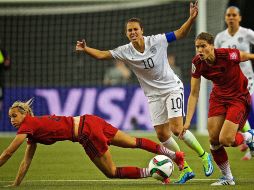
[210,145,233,180]
[219,161,233,180]
[159,145,176,160]
[161,136,180,152]
[140,168,151,178]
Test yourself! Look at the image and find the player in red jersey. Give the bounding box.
[179,32,254,186]
[0,99,184,187]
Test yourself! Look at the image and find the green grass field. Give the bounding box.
[0,132,253,190]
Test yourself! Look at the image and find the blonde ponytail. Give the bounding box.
[9,98,34,116]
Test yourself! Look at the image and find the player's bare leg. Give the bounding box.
[111,130,184,170]
[154,121,194,184]
[172,116,213,178]
[208,116,235,185]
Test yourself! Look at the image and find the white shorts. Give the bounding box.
[147,89,185,126]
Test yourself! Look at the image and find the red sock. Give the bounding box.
[232,132,244,147]
[136,138,160,154]
[115,167,141,179]
[210,146,228,165]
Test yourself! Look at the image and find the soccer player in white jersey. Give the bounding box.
[214,6,254,160]
[76,1,214,184]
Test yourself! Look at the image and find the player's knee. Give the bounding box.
[155,125,171,142]
[156,131,170,142]
[170,123,182,137]
[209,134,219,144]
[172,129,181,137]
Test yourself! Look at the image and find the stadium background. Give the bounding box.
[0,0,253,132]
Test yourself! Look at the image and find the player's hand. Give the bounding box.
[178,124,190,139]
[190,1,198,20]
[76,39,87,51]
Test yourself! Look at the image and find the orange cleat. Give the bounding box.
[175,151,184,171]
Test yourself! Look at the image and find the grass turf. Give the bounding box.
[0,132,253,189]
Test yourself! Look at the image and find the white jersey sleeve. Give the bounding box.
[110,44,130,61]
[246,28,254,45]
[214,33,221,49]
[109,34,183,97]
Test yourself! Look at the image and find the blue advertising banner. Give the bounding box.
[0,86,195,132]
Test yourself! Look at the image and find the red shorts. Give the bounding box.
[78,115,118,160]
[208,94,251,130]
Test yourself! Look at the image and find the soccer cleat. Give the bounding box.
[211,176,235,186]
[241,150,252,160]
[246,129,254,157]
[162,178,170,185]
[202,153,214,177]
[174,167,195,184]
[174,151,185,171]
[239,143,248,152]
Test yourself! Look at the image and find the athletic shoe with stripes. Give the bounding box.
[211,177,235,186]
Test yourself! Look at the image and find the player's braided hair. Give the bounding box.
[9,98,34,116]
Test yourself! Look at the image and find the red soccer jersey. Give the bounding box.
[17,115,74,145]
[191,48,249,99]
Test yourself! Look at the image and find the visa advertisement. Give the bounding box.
[1,86,195,132]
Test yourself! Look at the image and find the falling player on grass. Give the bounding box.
[0,99,185,187]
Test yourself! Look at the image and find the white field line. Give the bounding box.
[0,178,218,183]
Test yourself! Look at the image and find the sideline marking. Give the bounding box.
[0,178,218,183]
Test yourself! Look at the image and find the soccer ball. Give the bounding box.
[148,155,174,181]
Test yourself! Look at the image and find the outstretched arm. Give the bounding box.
[240,51,254,62]
[174,1,198,40]
[9,143,37,187]
[179,77,201,138]
[0,134,27,167]
[76,39,113,60]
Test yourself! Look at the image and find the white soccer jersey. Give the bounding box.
[109,34,183,97]
[214,27,254,93]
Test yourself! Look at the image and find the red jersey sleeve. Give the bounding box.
[17,115,34,136]
[191,55,201,78]
[17,123,35,144]
[17,123,33,136]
